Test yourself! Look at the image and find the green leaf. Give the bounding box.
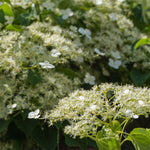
[144,51,150,61]
[0,3,14,16]
[31,126,57,150]
[6,24,23,32]
[0,9,5,24]
[14,118,38,138]
[130,69,150,86]
[55,67,79,79]
[14,8,36,26]
[133,38,150,50]
[13,140,23,150]
[127,128,150,150]
[0,119,10,132]
[58,0,72,9]
[0,0,11,4]
[65,134,87,150]
[27,70,42,87]
[111,120,122,133]
[96,129,121,150]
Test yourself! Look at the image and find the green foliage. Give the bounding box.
[6,24,23,32]
[0,119,10,132]
[27,70,42,87]
[127,128,150,150]
[0,9,5,24]
[111,120,122,133]
[0,112,58,150]
[1,0,150,149]
[65,135,87,150]
[133,38,150,50]
[13,7,36,26]
[0,3,14,16]
[130,69,150,86]
[55,67,79,79]
[13,140,23,150]
[96,128,121,150]
[31,126,57,150]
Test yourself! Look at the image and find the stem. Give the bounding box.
[120,118,130,142]
[95,117,108,126]
[121,138,129,145]
[57,127,60,150]
[87,135,96,141]
[142,0,148,24]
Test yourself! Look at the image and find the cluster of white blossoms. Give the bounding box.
[0,0,150,120]
[49,83,150,138]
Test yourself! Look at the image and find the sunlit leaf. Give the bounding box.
[127,128,150,150]
[0,3,14,16]
[133,38,150,50]
[6,24,23,32]
[96,129,121,150]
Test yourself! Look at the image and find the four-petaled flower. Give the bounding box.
[108,58,122,69]
[39,61,55,69]
[111,51,121,59]
[51,49,61,57]
[78,27,91,39]
[28,109,40,119]
[7,103,17,114]
[61,8,74,20]
[42,1,55,10]
[84,73,95,85]
[109,13,118,21]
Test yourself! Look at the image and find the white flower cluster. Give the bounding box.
[0,0,150,120]
[49,83,150,138]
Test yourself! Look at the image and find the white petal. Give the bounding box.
[132,114,139,119]
[34,109,40,115]
[34,115,40,119]
[123,89,130,94]
[12,103,17,108]
[79,96,85,100]
[79,28,84,34]
[90,105,97,110]
[125,109,133,115]
[28,112,35,119]
[138,100,144,106]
